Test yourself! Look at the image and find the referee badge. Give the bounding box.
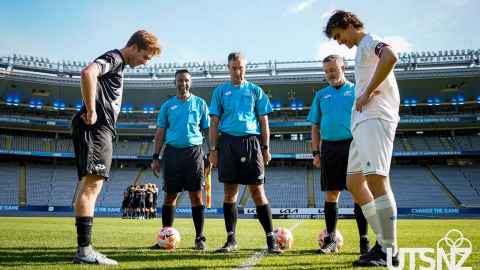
[240,156,246,163]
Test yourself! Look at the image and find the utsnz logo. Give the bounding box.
[279,208,299,214]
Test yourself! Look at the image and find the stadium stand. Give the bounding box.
[430,166,480,207]
[0,163,19,205]
[26,164,54,206]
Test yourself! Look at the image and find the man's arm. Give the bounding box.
[153,128,165,156]
[208,116,220,167]
[311,124,322,168]
[80,63,101,125]
[151,128,165,177]
[311,124,322,151]
[258,115,271,166]
[356,46,398,111]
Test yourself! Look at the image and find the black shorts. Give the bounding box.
[72,114,113,181]
[163,144,204,193]
[320,139,352,191]
[218,133,265,185]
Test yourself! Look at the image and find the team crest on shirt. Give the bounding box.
[170,105,178,110]
[224,91,232,96]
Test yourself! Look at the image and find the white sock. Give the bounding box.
[361,201,383,245]
[374,193,398,255]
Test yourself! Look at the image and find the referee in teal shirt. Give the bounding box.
[209,52,281,254]
[151,69,210,250]
[307,55,370,255]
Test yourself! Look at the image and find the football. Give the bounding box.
[273,227,294,250]
[317,228,343,250]
[156,227,181,250]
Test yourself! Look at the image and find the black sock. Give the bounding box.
[354,203,368,238]
[162,205,175,227]
[191,205,205,238]
[223,202,237,243]
[256,204,273,235]
[75,216,93,247]
[324,201,338,241]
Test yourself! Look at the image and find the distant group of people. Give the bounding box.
[121,183,159,219]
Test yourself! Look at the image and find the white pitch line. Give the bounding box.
[232,222,303,270]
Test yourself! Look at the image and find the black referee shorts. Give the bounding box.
[320,139,352,191]
[72,114,113,181]
[218,133,265,185]
[162,144,204,193]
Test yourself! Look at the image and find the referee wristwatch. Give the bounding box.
[209,146,217,152]
[312,150,321,157]
[152,153,161,160]
[261,145,269,150]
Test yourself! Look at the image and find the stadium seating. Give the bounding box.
[244,167,308,208]
[430,166,480,207]
[2,134,479,156]
[0,162,477,208]
[0,163,19,205]
[26,164,54,205]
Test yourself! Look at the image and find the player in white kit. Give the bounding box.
[324,10,400,267]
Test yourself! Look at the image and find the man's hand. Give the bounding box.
[81,110,97,125]
[209,150,218,168]
[313,155,321,168]
[355,90,380,112]
[151,159,161,178]
[262,149,272,166]
[204,155,212,177]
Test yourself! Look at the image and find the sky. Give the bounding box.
[1,0,478,65]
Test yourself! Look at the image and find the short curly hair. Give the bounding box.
[324,10,364,39]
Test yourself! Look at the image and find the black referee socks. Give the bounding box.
[162,205,175,227]
[75,216,93,247]
[256,204,273,235]
[324,202,338,239]
[191,205,205,238]
[354,203,368,238]
[223,202,237,242]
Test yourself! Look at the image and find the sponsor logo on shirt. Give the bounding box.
[225,91,232,96]
[344,91,353,96]
[170,105,178,110]
[94,164,106,173]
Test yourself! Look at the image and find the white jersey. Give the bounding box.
[352,33,400,129]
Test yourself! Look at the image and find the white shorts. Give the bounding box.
[347,119,397,176]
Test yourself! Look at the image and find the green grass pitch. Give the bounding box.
[0,217,478,269]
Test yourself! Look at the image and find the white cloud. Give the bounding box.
[288,0,317,14]
[317,40,356,61]
[384,36,413,53]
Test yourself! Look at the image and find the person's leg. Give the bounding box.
[347,173,382,245]
[189,191,205,238]
[74,175,104,249]
[250,184,281,254]
[215,183,240,252]
[162,193,178,227]
[353,200,370,255]
[223,183,239,243]
[353,120,398,267]
[73,174,117,265]
[367,174,397,255]
[324,190,340,242]
[189,191,206,250]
